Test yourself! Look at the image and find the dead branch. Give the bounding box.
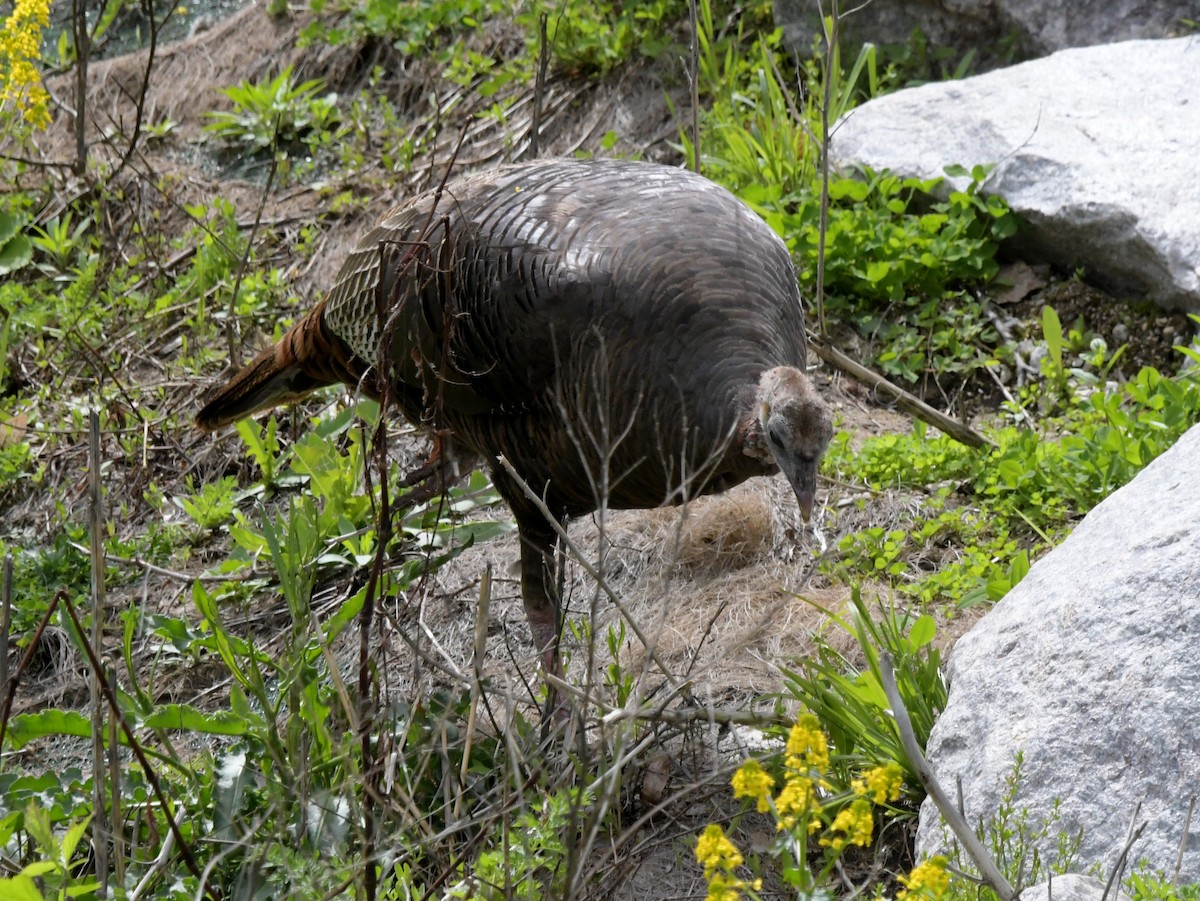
[879,652,1016,901]
[808,332,994,449]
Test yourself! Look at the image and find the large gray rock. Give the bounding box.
[773,0,1197,68]
[831,38,1200,311]
[916,422,1200,878]
[1024,875,1129,901]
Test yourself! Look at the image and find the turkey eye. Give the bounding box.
[769,424,787,447]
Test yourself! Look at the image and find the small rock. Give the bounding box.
[994,261,1047,306]
[640,753,673,804]
[1111,323,1130,345]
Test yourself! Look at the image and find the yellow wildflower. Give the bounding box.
[773,772,816,830]
[705,872,740,901]
[819,798,874,850]
[785,714,830,774]
[704,871,762,901]
[731,759,775,813]
[898,855,952,901]
[859,761,905,805]
[695,824,743,877]
[0,0,52,128]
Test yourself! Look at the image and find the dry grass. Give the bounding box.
[404,477,866,717]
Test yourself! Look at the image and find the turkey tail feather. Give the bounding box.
[195,299,364,431]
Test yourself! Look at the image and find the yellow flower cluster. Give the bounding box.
[772,770,817,831]
[695,824,744,876]
[721,720,912,899]
[731,716,836,833]
[854,761,905,805]
[820,797,874,850]
[898,855,951,901]
[785,714,830,772]
[711,722,925,900]
[0,0,52,129]
[694,825,761,901]
[730,759,775,813]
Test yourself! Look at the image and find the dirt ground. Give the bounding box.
[4,3,1195,897]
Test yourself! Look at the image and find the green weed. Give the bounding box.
[938,754,1082,899]
[781,587,946,793]
[0,803,98,900]
[0,210,33,276]
[204,64,343,159]
[794,166,1016,384]
[176,475,242,533]
[826,361,1200,607]
[29,213,95,278]
[542,0,684,75]
[450,787,588,900]
[1125,868,1200,901]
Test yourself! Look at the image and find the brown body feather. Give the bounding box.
[196,159,833,711]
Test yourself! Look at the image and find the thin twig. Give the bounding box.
[225,124,282,368]
[129,827,174,901]
[597,696,789,729]
[529,12,549,159]
[69,543,259,582]
[1174,795,1195,886]
[108,0,158,183]
[0,551,11,718]
[808,332,994,449]
[58,594,214,898]
[88,411,110,895]
[454,565,492,820]
[1103,805,1147,901]
[878,652,1016,901]
[72,0,89,173]
[108,669,124,887]
[688,0,700,171]
[815,0,837,336]
[0,591,62,751]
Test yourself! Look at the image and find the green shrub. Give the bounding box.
[827,362,1200,606]
[782,587,946,793]
[205,65,342,157]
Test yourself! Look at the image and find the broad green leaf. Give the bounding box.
[60,814,93,866]
[20,860,59,878]
[1042,305,1063,370]
[0,234,32,275]
[21,802,53,849]
[908,615,936,649]
[143,704,252,735]
[5,710,91,749]
[1009,550,1030,586]
[325,587,365,643]
[3,872,49,901]
[0,211,19,243]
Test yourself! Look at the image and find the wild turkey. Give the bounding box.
[196,158,833,703]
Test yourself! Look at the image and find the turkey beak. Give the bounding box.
[798,488,815,523]
[779,454,819,524]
